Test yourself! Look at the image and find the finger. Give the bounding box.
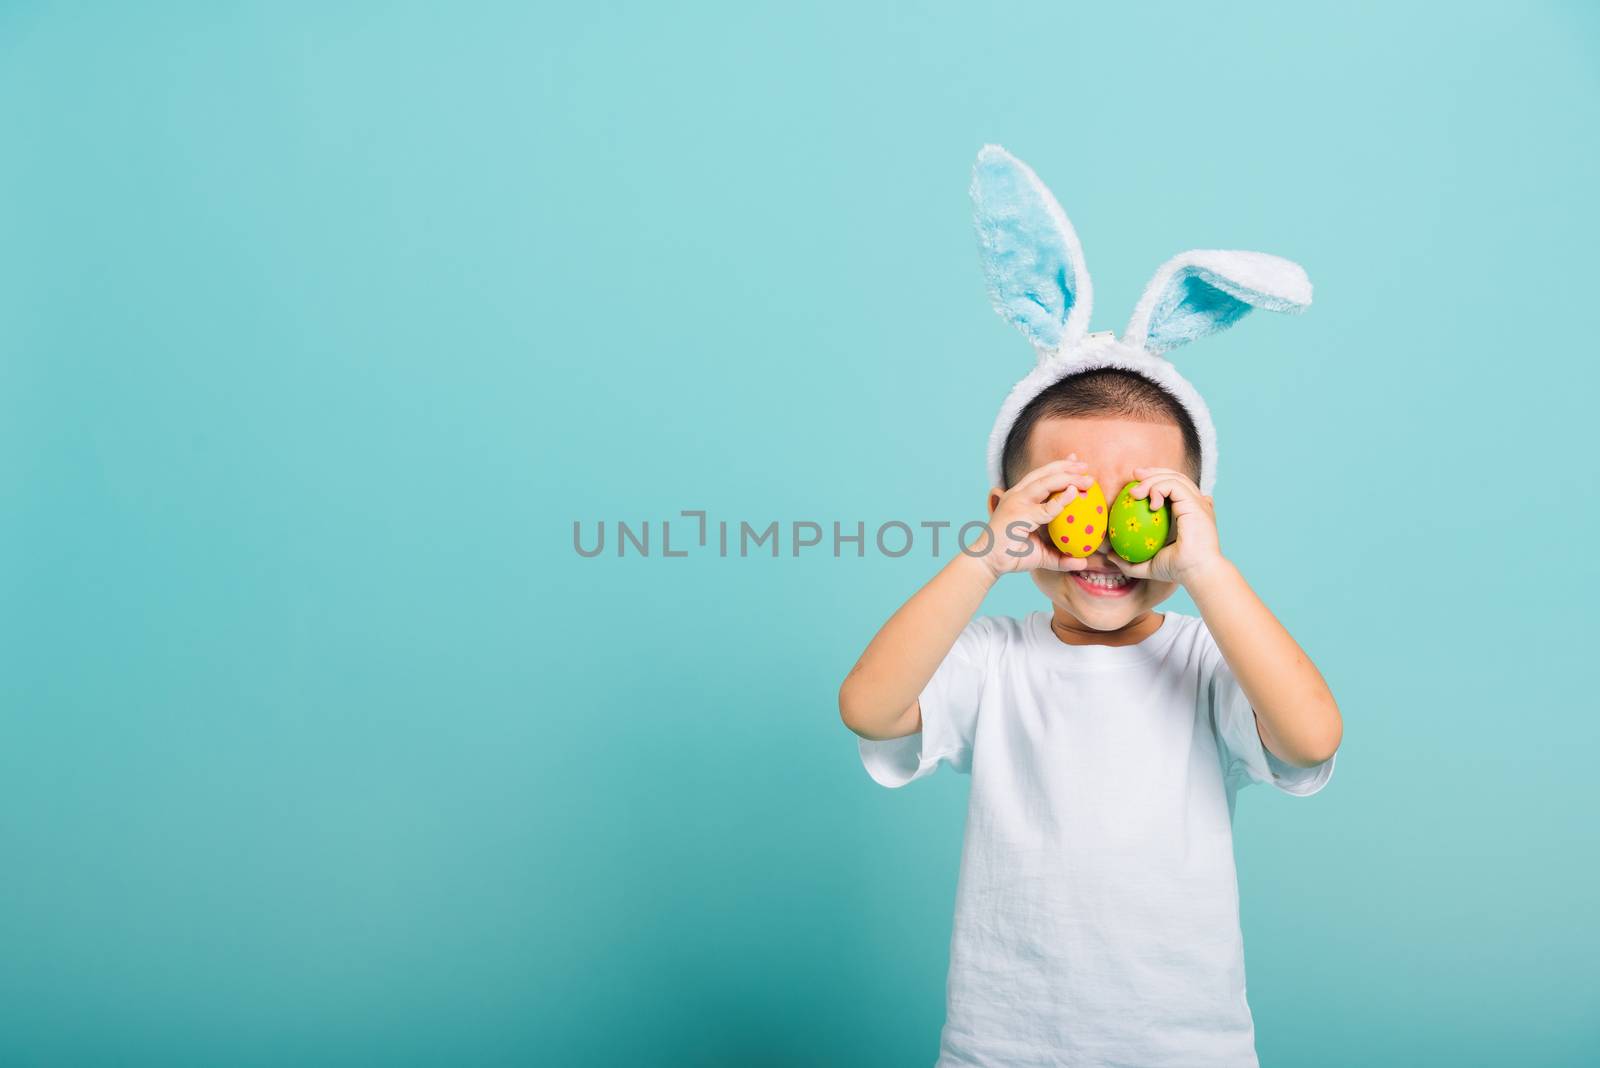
[1131,471,1197,496]
[1035,538,1090,571]
[1132,466,1196,492]
[1032,468,1095,494]
[1131,466,1185,490]
[1016,458,1092,488]
[1130,476,1175,509]
[1132,473,1200,511]
[1166,488,1211,519]
[1024,470,1097,504]
[1039,482,1098,525]
[1014,468,1092,505]
[1041,485,1080,518]
[1105,550,1152,581]
[1145,480,1213,539]
[1149,480,1191,512]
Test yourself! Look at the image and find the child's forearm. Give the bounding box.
[839,552,998,740]
[1186,559,1343,767]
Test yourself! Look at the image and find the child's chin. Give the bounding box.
[1069,597,1140,626]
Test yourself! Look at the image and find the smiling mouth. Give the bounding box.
[1070,569,1139,597]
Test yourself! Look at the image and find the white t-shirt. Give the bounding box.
[858,610,1335,1068]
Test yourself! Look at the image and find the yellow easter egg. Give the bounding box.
[1046,480,1108,558]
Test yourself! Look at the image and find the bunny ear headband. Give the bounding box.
[972,144,1313,496]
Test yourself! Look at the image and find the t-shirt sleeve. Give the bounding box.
[1207,642,1336,797]
[857,616,996,789]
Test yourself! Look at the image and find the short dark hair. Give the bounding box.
[1000,369,1202,488]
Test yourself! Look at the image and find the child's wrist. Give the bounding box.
[954,546,1004,586]
[1179,555,1238,595]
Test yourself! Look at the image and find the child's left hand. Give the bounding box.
[1105,467,1228,587]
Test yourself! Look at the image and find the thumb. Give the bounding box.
[1106,551,1152,581]
[1035,536,1088,572]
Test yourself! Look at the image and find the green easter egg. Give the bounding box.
[1107,481,1170,564]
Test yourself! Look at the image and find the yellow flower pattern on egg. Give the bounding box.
[1107,481,1171,564]
[1045,480,1108,558]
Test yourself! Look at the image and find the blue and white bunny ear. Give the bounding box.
[1122,250,1311,356]
[970,145,1092,359]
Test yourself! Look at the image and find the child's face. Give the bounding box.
[1013,415,1193,632]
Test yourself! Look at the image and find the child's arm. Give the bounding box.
[837,553,996,741]
[839,458,1095,741]
[1109,465,1343,768]
[1186,561,1343,767]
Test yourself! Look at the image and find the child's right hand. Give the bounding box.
[982,456,1098,577]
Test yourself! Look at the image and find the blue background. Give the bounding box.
[4,2,1598,1064]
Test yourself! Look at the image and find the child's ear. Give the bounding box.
[970,145,1093,360]
[1122,250,1311,356]
[987,487,1004,516]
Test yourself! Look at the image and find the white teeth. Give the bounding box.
[1079,572,1129,588]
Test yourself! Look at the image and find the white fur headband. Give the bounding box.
[971,144,1313,496]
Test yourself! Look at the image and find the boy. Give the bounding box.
[838,146,1342,1067]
